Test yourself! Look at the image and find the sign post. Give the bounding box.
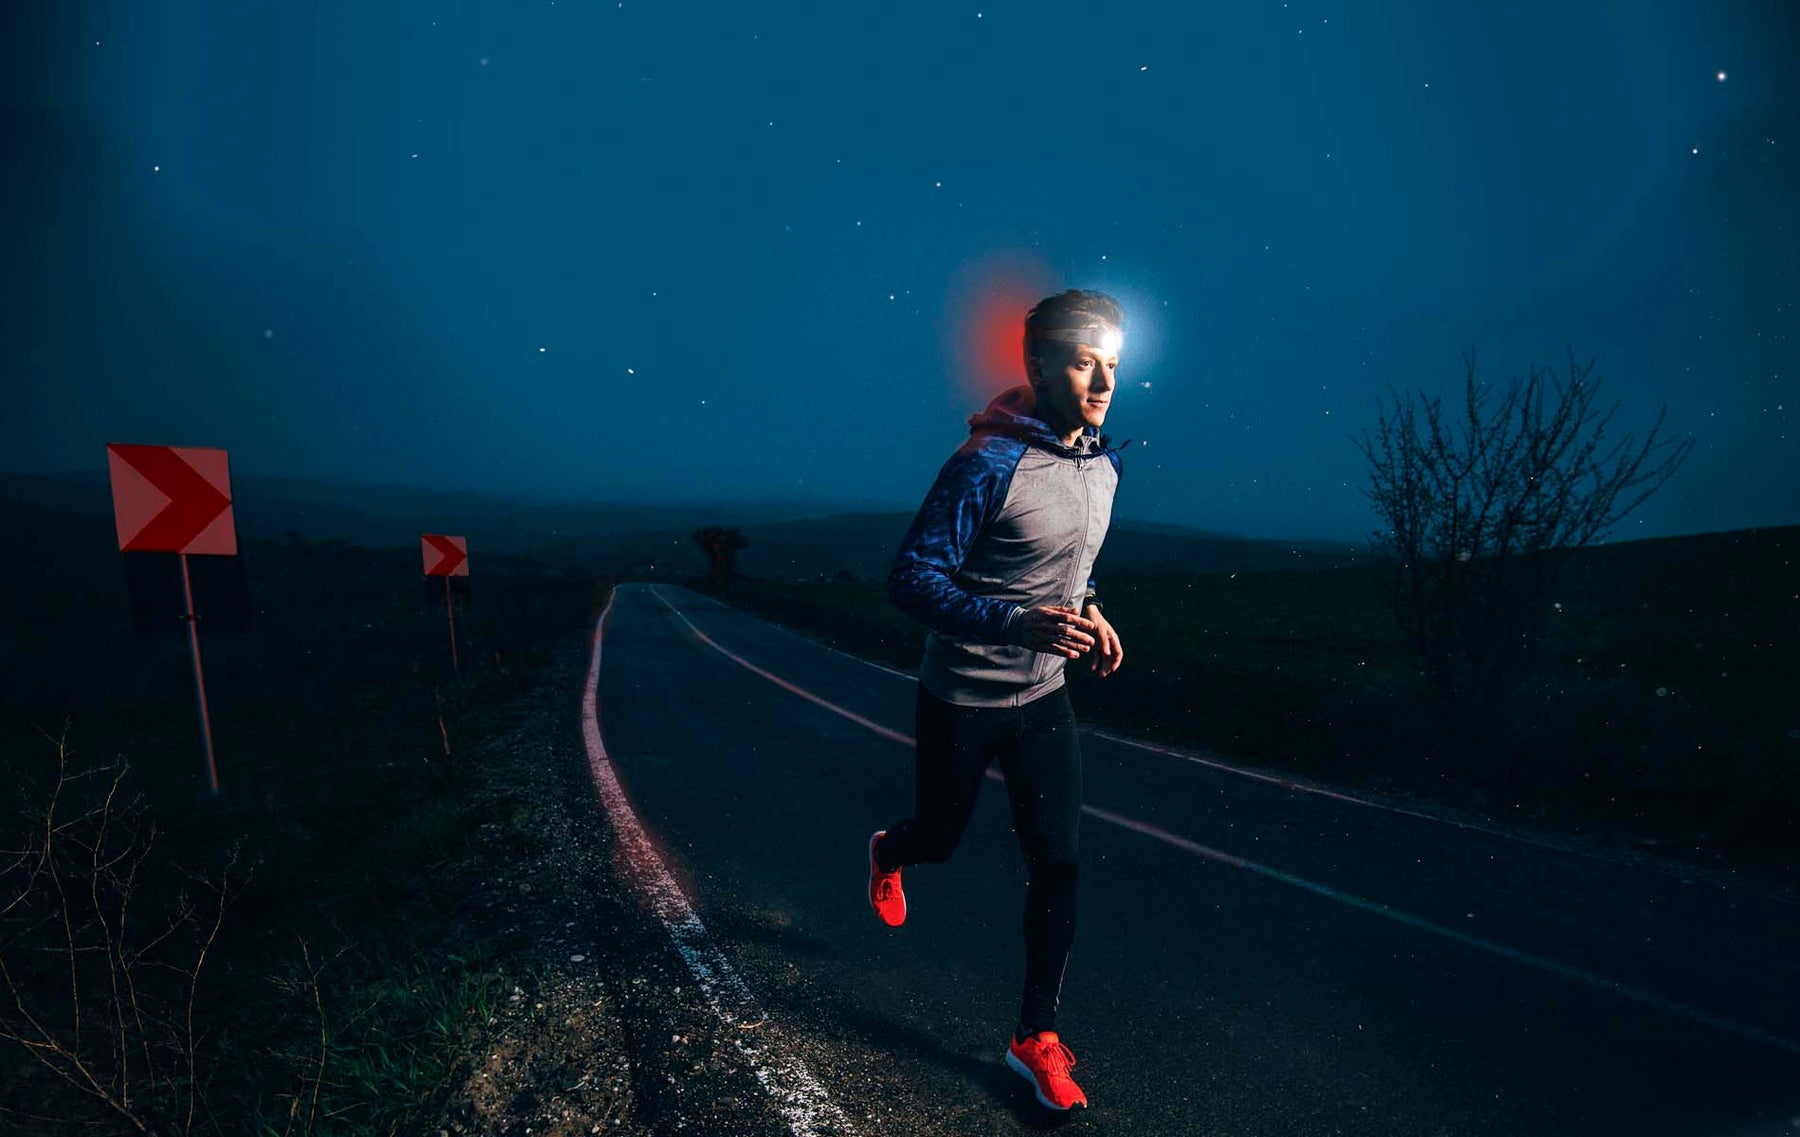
[422,535,469,671]
[107,444,237,796]
[177,553,219,789]
[444,577,458,672]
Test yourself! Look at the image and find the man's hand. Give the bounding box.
[1017,605,1099,659]
[1085,605,1124,677]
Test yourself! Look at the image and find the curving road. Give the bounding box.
[590,583,1800,1136]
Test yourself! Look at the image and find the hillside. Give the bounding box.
[3,471,1374,583]
[0,470,890,562]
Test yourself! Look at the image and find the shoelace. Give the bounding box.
[1030,1039,1077,1077]
[874,878,896,901]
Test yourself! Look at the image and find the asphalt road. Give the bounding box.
[591,583,1800,1136]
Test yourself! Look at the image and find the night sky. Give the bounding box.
[6,1,1796,543]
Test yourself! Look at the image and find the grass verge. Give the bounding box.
[0,527,608,1134]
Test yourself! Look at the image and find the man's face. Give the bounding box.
[1031,337,1119,436]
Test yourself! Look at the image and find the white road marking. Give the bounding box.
[1082,726,1593,857]
[672,589,918,681]
[649,586,911,745]
[651,584,1800,1059]
[584,591,858,1136]
[672,587,1693,867]
[1080,798,1800,1058]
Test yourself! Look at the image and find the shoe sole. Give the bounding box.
[1005,1049,1086,1112]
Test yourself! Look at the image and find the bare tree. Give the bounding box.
[1356,346,1693,712]
[691,526,750,590]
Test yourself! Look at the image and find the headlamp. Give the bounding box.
[1036,324,1123,355]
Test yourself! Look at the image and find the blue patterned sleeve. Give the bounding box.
[887,438,1025,644]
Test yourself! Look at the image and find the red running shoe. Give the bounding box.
[867,831,906,927]
[1006,1031,1088,1112]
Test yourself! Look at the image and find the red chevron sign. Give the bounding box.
[107,444,237,555]
[422,534,469,577]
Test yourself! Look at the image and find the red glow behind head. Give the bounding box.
[946,252,1055,405]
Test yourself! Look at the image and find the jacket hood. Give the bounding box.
[967,384,1121,457]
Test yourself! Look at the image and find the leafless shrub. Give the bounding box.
[266,936,332,1137]
[1357,346,1693,714]
[0,726,244,1135]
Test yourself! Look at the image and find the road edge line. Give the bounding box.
[649,586,912,746]
[584,588,858,1137]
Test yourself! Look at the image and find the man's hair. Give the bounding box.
[1022,289,1124,382]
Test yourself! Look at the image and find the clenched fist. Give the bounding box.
[1016,605,1100,659]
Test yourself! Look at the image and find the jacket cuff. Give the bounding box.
[1002,604,1028,645]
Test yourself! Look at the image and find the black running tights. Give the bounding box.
[874,684,1081,1037]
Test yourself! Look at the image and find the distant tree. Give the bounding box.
[1356,346,1693,714]
[691,526,750,590]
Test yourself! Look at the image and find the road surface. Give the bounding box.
[588,583,1800,1136]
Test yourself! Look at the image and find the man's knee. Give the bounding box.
[1026,849,1079,885]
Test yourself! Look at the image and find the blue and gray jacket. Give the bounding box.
[888,385,1122,707]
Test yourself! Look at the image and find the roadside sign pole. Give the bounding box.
[179,552,222,795]
[108,443,237,797]
[444,575,460,672]
[423,535,468,672]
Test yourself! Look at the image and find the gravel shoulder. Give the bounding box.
[433,642,810,1137]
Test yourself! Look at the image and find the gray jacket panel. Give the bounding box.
[918,442,1117,705]
[889,385,1122,707]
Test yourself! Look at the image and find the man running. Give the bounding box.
[868,288,1127,1113]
